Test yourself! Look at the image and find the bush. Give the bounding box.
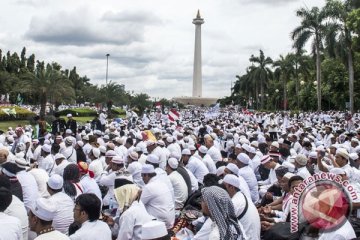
[111,108,126,116]
[57,108,98,117]
[0,106,36,121]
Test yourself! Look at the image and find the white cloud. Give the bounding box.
[1,0,325,99]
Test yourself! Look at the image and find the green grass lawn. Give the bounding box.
[0,120,31,131]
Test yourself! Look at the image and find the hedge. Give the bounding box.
[0,106,36,121]
[57,108,98,117]
[111,108,126,115]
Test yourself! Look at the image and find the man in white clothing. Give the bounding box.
[47,174,74,235]
[0,187,23,240]
[258,155,281,197]
[141,164,175,229]
[204,134,222,163]
[70,193,111,240]
[38,144,55,174]
[181,149,209,184]
[198,146,217,174]
[223,174,261,240]
[29,197,70,240]
[53,153,70,176]
[165,158,188,209]
[294,154,311,179]
[61,137,77,163]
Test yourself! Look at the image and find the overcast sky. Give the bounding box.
[0,0,325,99]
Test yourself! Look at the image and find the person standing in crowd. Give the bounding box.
[51,112,67,136]
[66,114,77,135]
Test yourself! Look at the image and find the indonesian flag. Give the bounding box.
[168,108,180,122]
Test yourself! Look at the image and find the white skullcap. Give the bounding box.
[188,145,196,151]
[66,113,72,118]
[30,198,56,221]
[170,151,181,160]
[283,172,295,179]
[336,148,349,160]
[147,154,160,164]
[141,220,168,239]
[316,145,325,152]
[47,174,63,190]
[223,174,240,189]
[237,153,250,165]
[112,156,124,164]
[15,158,29,168]
[295,154,308,166]
[349,153,359,161]
[216,166,226,176]
[157,140,165,147]
[92,148,101,158]
[127,162,142,175]
[41,144,51,153]
[167,158,179,169]
[146,140,156,147]
[136,133,143,140]
[241,144,250,153]
[141,164,155,174]
[65,137,73,145]
[105,150,116,157]
[166,136,174,143]
[103,135,109,140]
[248,146,256,154]
[82,135,89,141]
[129,151,139,161]
[278,138,284,144]
[235,144,242,149]
[271,142,279,149]
[65,129,72,134]
[76,141,84,147]
[198,146,208,154]
[309,151,318,159]
[250,141,259,148]
[99,145,107,153]
[181,149,191,156]
[282,161,295,173]
[54,153,65,160]
[226,163,239,174]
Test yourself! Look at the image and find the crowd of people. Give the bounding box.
[0,108,360,240]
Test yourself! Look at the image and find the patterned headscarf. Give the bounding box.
[114,184,139,212]
[201,186,242,240]
[78,162,94,178]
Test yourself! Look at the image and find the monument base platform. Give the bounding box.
[173,97,218,107]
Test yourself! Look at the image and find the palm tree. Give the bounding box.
[249,50,273,109]
[292,6,327,111]
[273,54,295,110]
[21,63,75,116]
[324,0,356,113]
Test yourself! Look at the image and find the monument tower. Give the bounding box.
[192,10,204,98]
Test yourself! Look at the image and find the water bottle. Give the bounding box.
[109,197,114,210]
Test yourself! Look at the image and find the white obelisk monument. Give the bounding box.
[192,10,204,98]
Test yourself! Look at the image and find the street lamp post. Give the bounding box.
[106,54,110,86]
[275,89,279,110]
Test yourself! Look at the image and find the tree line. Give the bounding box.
[221,0,360,112]
[0,47,158,116]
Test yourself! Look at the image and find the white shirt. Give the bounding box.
[203,154,217,174]
[29,168,50,198]
[238,166,259,203]
[89,159,103,181]
[5,195,28,240]
[35,230,70,240]
[117,201,153,240]
[61,146,77,163]
[296,166,311,180]
[141,177,175,228]
[99,171,116,206]
[54,160,71,176]
[38,154,55,174]
[49,192,74,235]
[151,146,167,170]
[186,156,209,184]
[69,220,111,240]
[193,217,212,240]
[232,192,260,240]
[16,170,39,211]
[318,220,356,240]
[169,171,188,209]
[185,167,199,193]
[258,163,280,187]
[80,175,102,201]
[207,145,222,163]
[99,113,107,125]
[0,212,22,240]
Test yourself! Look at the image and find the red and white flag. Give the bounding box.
[168,108,180,122]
